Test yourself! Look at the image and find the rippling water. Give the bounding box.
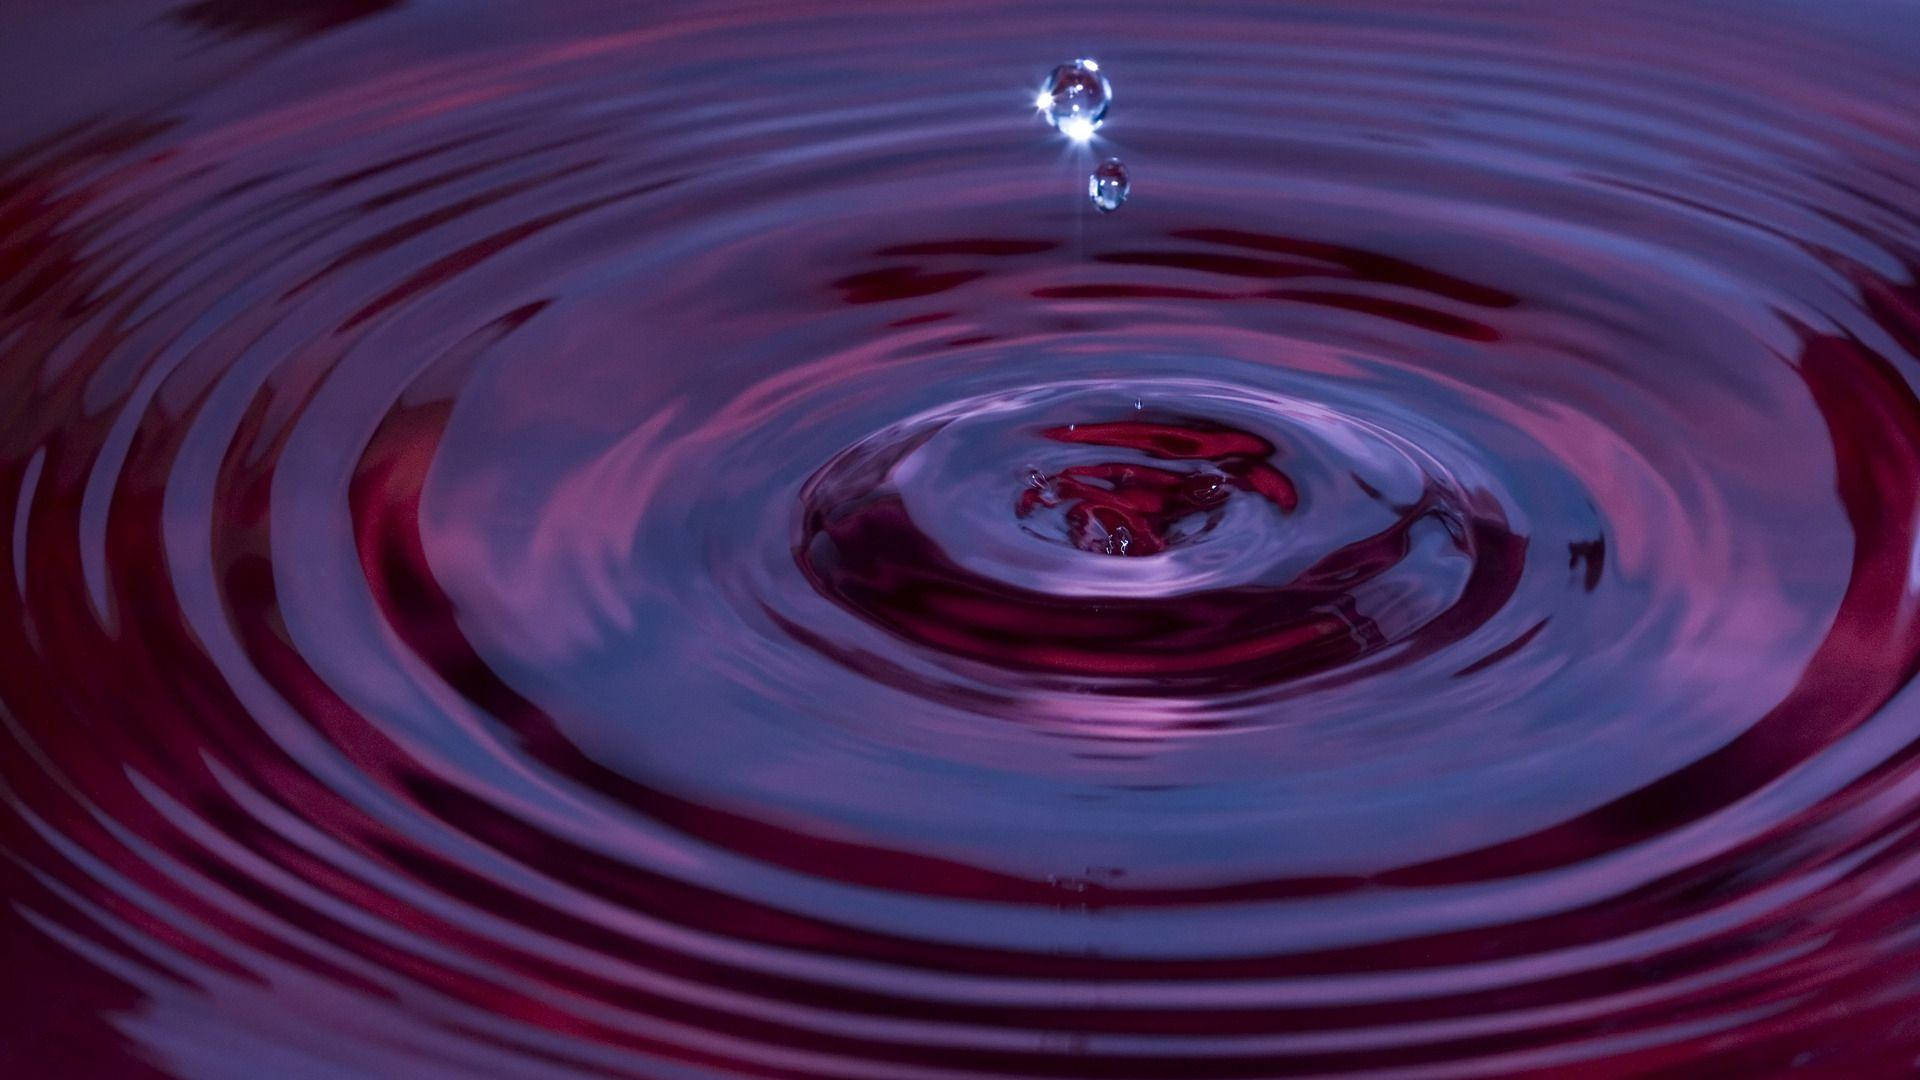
[6,2,1920,1076]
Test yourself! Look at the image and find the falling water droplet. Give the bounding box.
[1038,59,1111,141]
[1089,158,1130,212]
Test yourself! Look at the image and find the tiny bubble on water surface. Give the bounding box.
[1038,58,1111,141]
[1089,158,1130,212]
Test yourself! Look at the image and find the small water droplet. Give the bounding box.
[1038,59,1111,141]
[1089,158,1130,213]
[1132,399,1144,411]
[1022,467,1061,509]
[1184,474,1228,506]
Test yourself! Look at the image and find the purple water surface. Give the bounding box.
[6,1,1920,1076]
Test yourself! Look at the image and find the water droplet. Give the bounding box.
[1184,474,1229,506]
[1104,525,1134,557]
[1132,399,1144,411]
[1023,467,1061,508]
[1038,59,1111,141]
[1088,158,1130,213]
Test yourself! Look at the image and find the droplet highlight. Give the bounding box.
[1038,58,1111,141]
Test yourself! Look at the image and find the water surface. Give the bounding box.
[5,1,1920,1076]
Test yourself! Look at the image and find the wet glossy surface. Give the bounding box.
[5,1,1920,1076]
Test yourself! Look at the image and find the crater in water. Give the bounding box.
[796,380,1512,692]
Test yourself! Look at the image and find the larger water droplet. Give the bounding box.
[1089,158,1130,212]
[1038,58,1111,141]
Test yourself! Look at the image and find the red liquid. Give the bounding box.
[5,1,1920,1077]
